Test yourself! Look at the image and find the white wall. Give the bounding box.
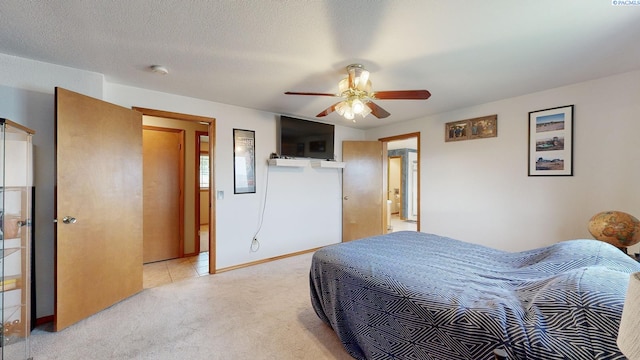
[366,70,640,254]
[0,53,104,98]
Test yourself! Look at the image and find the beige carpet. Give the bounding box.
[30,253,353,359]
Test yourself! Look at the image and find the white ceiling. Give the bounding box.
[1,1,638,129]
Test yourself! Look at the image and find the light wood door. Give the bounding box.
[143,126,183,263]
[55,87,143,331]
[342,141,385,242]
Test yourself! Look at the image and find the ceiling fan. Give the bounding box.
[285,64,431,122]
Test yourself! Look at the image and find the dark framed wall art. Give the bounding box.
[445,119,470,142]
[445,115,497,142]
[233,128,256,194]
[528,105,574,176]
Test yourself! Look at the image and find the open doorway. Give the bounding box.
[133,107,215,289]
[379,133,419,233]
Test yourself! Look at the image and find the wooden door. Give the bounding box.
[342,141,385,242]
[143,126,183,263]
[55,87,143,331]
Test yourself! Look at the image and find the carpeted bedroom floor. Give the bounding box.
[29,252,352,359]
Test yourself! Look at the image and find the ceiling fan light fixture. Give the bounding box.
[335,101,348,116]
[347,64,368,88]
[355,70,370,91]
[343,107,355,120]
[351,98,365,114]
[361,79,372,93]
[284,63,429,121]
[338,78,349,95]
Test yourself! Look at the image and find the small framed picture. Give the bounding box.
[445,120,470,142]
[469,115,497,139]
[233,128,256,194]
[528,105,574,176]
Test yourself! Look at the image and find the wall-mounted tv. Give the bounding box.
[278,116,335,160]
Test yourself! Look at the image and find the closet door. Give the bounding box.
[142,126,183,263]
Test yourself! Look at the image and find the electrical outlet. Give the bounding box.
[250,237,260,252]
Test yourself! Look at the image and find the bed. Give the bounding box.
[309,231,640,360]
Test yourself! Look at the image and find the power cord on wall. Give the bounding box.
[250,163,271,252]
[250,161,340,252]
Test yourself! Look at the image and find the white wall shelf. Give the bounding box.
[268,158,346,168]
[267,158,309,167]
[310,160,346,169]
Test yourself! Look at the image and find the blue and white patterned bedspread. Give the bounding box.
[309,231,640,359]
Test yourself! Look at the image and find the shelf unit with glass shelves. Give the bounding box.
[0,118,34,360]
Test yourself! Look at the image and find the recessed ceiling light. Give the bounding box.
[150,65,169,75]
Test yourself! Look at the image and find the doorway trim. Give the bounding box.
[195,130,209,254]
[378,132,420,232]
[132,107,217,274]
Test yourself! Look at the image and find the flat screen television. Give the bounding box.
[278,116,335,160]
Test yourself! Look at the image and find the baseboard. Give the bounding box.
[215,247,322,274]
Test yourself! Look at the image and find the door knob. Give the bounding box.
[62,216,77,224]
[343,196,349,200]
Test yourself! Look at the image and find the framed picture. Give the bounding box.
[233,129,256,194]
[445,115,497,142]
[528,105,574,176]
[469,115,498,139]
[445,120,470,142]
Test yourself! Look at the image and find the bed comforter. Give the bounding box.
[309,231,640,359]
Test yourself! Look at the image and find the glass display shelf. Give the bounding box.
[0,118,34,360]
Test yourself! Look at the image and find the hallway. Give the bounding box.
[143,252,209,289]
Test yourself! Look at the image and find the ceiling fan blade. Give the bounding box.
[284,91,337,97]
[373,90,431,100]
[366,102,391,119]
[316,103,341,117]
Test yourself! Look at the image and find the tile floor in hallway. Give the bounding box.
[143,252,210,289]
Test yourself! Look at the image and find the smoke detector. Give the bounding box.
[150,65,169,75]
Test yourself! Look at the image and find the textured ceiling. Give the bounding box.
[1,0,639,129]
